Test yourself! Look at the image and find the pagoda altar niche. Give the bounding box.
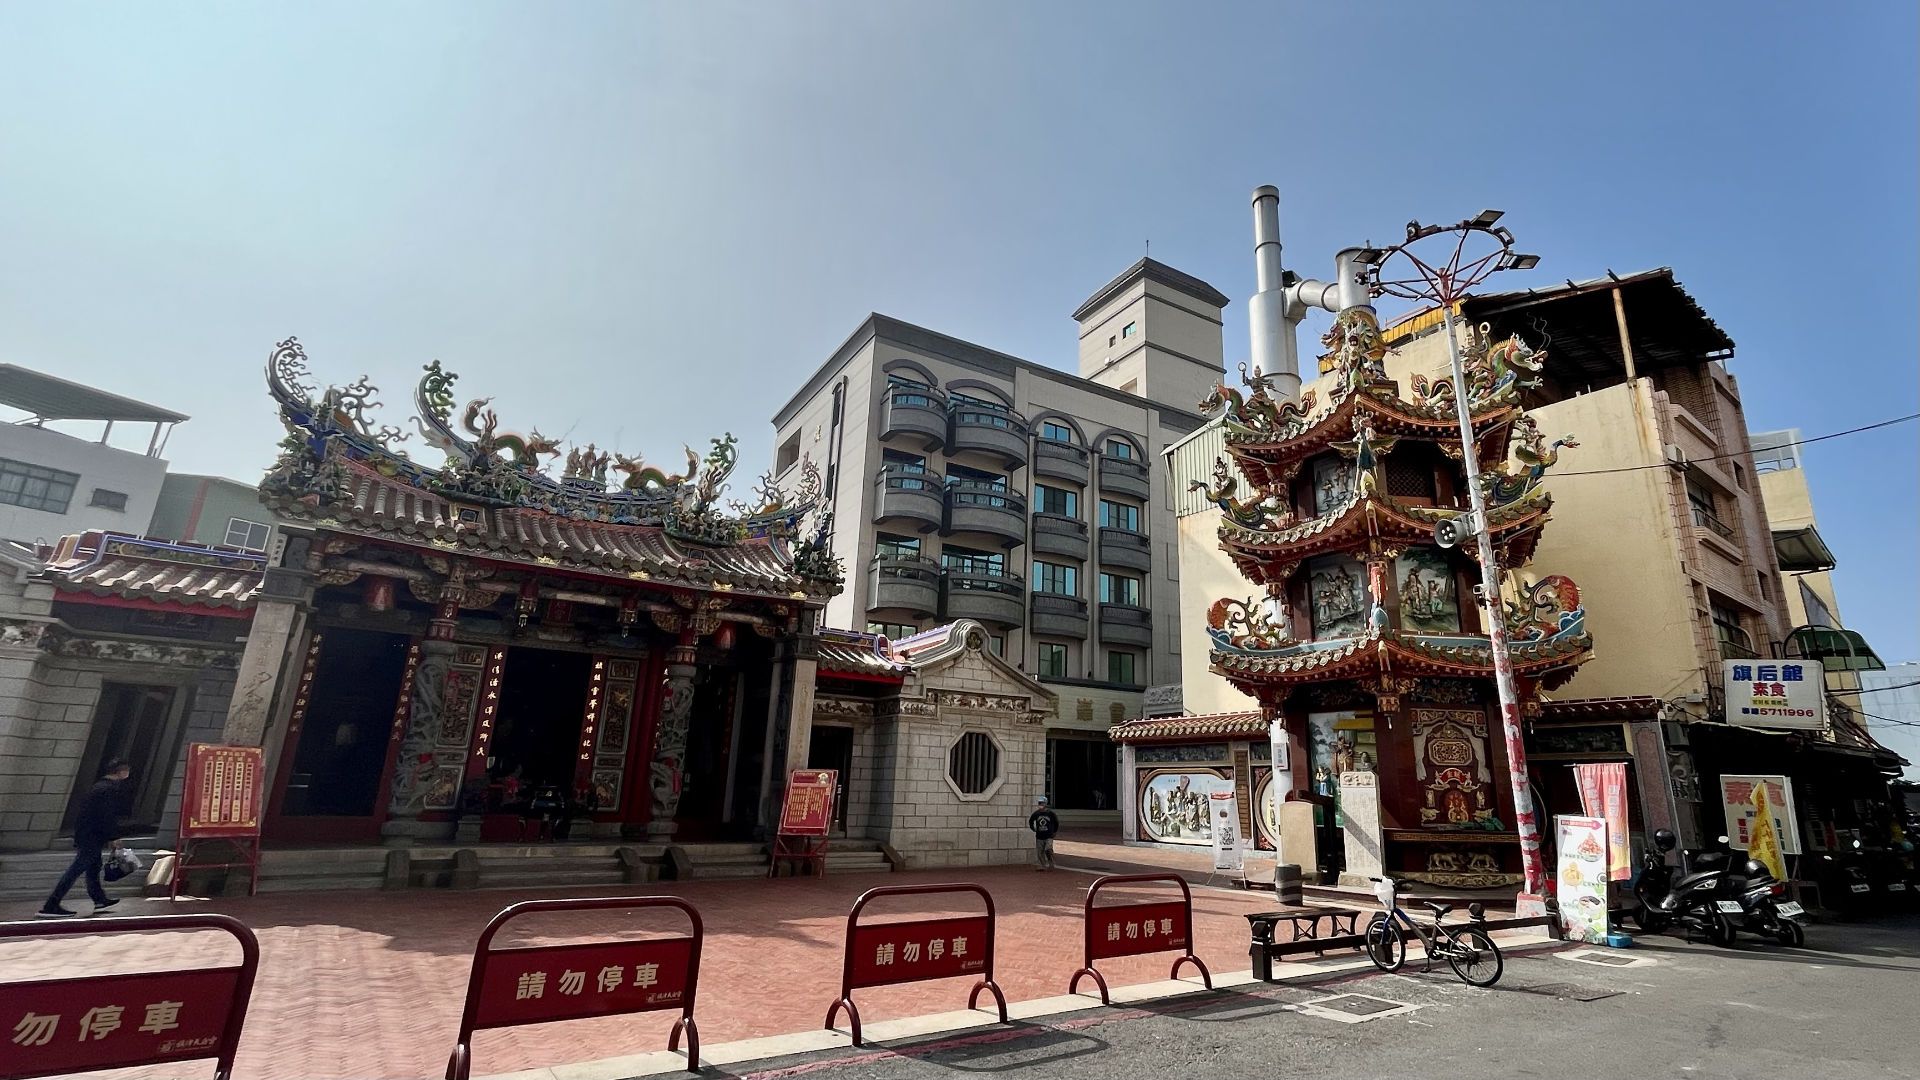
[1192,308,1592,888]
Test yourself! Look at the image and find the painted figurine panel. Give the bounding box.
[1137,768,1232,846]
[1396,547,1461,634]
[1306,555,1369,639]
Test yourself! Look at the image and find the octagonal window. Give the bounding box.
[948,731,1002,796]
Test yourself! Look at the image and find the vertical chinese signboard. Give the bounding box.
[1208,789,1243,874]
[172,744,266,900]
[1554,815,1610,944]
[769,769,837,877]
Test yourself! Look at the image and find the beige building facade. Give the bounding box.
[772,259,1224,819]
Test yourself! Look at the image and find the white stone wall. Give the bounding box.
[875,714,1043,869]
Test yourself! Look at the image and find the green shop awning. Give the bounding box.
[1783,625,1885,673]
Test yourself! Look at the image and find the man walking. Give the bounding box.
[1028,795,1059,871]
[39,759,130,918]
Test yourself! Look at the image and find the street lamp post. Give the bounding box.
[1360,214,1549,900]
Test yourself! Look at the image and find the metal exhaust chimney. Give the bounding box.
[1248,186,1301,402]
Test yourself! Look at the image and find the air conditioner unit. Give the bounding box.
[1664,443,1689,468]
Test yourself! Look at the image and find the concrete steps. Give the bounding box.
[257,847,390,893]
[0,849,155,905]
[825,839,893,875]
[471,844,634,890]
[675,842,770,880]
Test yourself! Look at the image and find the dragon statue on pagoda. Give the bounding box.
[460,399,562,470]
[1197,363,1316,434]
[1207,595,1296,652]
[1502,574,1586,643]
[1188,457,1291,529]
[1323,307,1393,399]
[613,446,701,491]
[1478,411,1578,507]
[1410,322,1547,409]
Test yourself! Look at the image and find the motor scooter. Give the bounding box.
[1632,829,1737,945]
[1714,857,1807,947]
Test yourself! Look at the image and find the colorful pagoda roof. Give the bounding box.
[1208,628,1591,695]
[1109,710,1267,744]
[39,532,264,611]
[1215,486,1550,580]
[260,338,844,602]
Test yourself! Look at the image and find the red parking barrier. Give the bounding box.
[823,883,1007,1046]
[447,896,703,1080]
[1067,873,1212,1004]
[0,914,258,1080]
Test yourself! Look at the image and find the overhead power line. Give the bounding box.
[1549,413,1918,478]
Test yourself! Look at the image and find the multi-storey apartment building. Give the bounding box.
[771,258,1224,816]
[0,365,185,545]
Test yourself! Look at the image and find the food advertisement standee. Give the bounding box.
[1554,815,1609,943]
[1208,790,1244,875]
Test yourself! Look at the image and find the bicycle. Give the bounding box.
[1363,876,1504,987]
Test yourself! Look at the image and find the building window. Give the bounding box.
[867,621,918,640]
[1104,439,1137,461]
[224,518,271,551]
[1731,461,1748,491]
[883,448,934,490]
[989,635,1005,657]
[1038,642,1069,679]
[776,433,801,474]
[947,731,1003,797]
[874,532,921,559]
[0,459,80,514]
[950,392,1016,429]
[1033,561,1078,596]
[1710,599,1756,660]
[1687,474,1733,540]
[88,489,129,512]
[1098,499,1141,532]
[1040,420,1074,444]
[1107,335,1116,347]
[1107,650,1138,686]
[942,546,1005,577]
[1100,572,1141,606]
[1122,321,1138,338]
[1034,484,1078,518]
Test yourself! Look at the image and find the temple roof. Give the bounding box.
[38,532,263,611]
[1209,627,1592,695]
[1216,487,1549,577]
[816,628,908,680]
[1109,710,1266,744]
[259,338,844,602]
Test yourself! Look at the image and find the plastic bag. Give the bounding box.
[103,845,144,883]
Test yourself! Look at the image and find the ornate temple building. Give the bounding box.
[219,338,845,848]
[1116,308,1592,887]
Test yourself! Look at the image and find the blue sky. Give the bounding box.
[2,2,1914,659]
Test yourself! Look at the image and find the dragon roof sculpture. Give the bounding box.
[261,337,843,592]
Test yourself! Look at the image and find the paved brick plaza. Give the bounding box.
[1,855,1302,1080]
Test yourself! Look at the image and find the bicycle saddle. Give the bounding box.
[1421,900,1455,918]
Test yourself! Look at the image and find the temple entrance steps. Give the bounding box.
[674,841,770,880]
[468,843,648,890]
[0,848,153,904]
[257,846,391,893]
[825,839,894,875]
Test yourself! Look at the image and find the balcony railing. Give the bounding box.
[871,464,945,531]
[867,554,941,616]
[1691,505,1736,541]
[944,478,1027,546]
[948,402,1030,469]
[1033,438,1090,484]
[943,565,1026,627]
[1098,454,1151,500]
[880,385,948,450]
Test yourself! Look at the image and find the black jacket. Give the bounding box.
[1028,807,1059,838]
[73,778,125,847]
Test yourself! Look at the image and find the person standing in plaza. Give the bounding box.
[1028,795,1059,870]
[38,759,130,918]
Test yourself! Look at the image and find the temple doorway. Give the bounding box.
[490,647,592,795]
[268,628,413,843]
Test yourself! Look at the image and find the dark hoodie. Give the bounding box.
[72,778,126,847]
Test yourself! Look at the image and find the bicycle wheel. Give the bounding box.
[1445,927,1503,987]
[1366,914,1406,972]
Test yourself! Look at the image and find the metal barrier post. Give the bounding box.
[446,896,703,1080]
[1067,873,1212,1005]
[822,882,1007,1046]
[0,914,259,1080]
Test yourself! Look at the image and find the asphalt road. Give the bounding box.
[729,915,1920,1080]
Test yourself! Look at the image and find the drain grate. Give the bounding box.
[1559,949,1652,969]
[1512,982,1621,1002]
[1570,951,1635,966]
[1312,994,1403,1016]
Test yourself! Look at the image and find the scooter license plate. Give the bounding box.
[1775,902,1804,917]
[1715,900,1743,914]
[1890,882,1908,892]
[1850,883,1871,893]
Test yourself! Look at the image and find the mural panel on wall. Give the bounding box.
[1253,766,1279,851]
[1137,768,1232,846]
[1395,548,1460,634]
[1307,555,1368,638]
[1312,456,1355,516]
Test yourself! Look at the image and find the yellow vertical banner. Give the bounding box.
[1749,782,1787,880]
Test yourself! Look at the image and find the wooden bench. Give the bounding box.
[1245,906,1367,980]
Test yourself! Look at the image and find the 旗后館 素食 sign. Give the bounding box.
[1723,661,1824,731]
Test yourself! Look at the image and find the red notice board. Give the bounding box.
[180,744,265,839]
[778,770,837,836]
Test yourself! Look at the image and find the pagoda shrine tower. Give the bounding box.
[1190,305,1593,888]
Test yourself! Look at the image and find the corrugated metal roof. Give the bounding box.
[0,365,188,422]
